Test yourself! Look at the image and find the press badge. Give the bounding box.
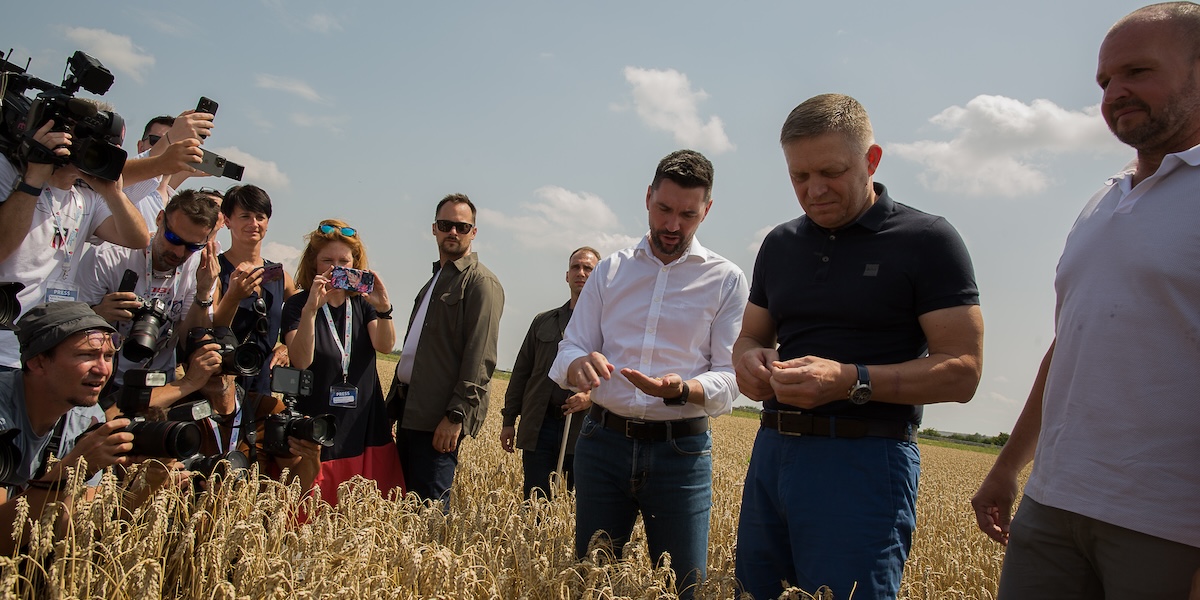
[330,383,359,408]
[45,282,79,303]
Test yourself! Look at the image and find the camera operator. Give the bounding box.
[77,190,220,389]
[0,109,151,371]
[0,302,135,555]
[151,330,322,491]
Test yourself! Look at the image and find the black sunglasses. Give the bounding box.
[145,134,162,145]
[435,220,474,234]
[162,221,207,252]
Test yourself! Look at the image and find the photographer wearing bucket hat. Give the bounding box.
[0,301,136,554]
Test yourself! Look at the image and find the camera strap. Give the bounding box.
[33,417,69,480]
[240,391,259,466]
[321,301,352,383]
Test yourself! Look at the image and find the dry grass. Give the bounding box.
[0,366,1019,599]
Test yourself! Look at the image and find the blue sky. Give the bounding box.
[4,1,1139,434]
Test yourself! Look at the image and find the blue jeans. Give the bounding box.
[735,426,920,600]
[573,414,712,600]
[522,415,574,500]
[396,428,458,507]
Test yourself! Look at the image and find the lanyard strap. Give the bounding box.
[322,301,353,383]
[50,187,85,280]
[208,395,242,455]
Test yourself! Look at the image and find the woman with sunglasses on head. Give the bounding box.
[212,185,299,395]
[281,219,404,505]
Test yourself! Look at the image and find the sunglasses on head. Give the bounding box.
[319,224,357,237]
[144,134,162,146]
[163,221,207,252]
[435,220,474,234]
[197,187,224,199]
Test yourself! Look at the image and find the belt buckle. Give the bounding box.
[775,413,804,437]
[625,419,647,438]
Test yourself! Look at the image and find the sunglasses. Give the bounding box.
[435,220,474,234]
[240,296,269,346]
[319,224,357,237]
[145,134,162,145]
[162,221,208,252]
[197,187,224,199]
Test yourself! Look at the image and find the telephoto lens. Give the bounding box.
[125,418,202,460]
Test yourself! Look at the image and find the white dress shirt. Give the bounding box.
[550,234,748,421]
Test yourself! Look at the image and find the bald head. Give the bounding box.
[1110,2,1200,59]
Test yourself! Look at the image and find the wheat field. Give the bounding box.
[0,368,1017,599]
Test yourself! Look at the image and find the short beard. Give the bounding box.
[650,229,689,260]
[1111,70,1200,150]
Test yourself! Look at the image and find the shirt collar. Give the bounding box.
[430,252,479,274]
[803,182,893,234]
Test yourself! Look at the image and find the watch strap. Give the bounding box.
[15,180,43,197]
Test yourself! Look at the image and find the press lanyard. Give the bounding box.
[50,187,85,280]
[209,396,242,455]
[322,301,352,383]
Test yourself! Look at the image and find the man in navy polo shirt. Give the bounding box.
[733,93,984,599]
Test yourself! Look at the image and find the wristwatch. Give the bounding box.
[848,364,872,405]
[662,380,690,406]
[445,408,465,425]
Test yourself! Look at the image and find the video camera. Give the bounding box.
[263,366,335,457]
[0,50,126,181]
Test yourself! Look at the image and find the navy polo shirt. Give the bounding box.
[749,183,979,424]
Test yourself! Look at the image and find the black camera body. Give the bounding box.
[262,367,335,457]
[184,326,264,377]
[113,370,202,460]
[123,297,171,363]
[0,429,24,485]
[0,50,126,180]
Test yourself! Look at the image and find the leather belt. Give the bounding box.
[761,411,916,442]
[588,405,709,441]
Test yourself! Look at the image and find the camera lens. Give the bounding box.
[231,343,264,376]
[294,415,336,448]
[127,420,202,460]
[0,430,23,483]
[123,299,168,362]
[0,282,24,330]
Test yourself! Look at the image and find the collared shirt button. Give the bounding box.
[821,256,830,262]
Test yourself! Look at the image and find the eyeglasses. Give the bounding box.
[318,224,357,237]
[82,329,119,351]
[435,220,474,234]
[162,221,208,252]
[144,134,162,145]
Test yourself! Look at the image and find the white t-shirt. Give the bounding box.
[76,243,202,384]
[0,159,113,368]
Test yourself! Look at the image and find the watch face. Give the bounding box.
[849,386,871,405]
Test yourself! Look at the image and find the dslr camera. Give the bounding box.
[184,326,264,377]
[112,270,171,363]
[108,370,203,460]
[262,367,336,457]
[0,281,24,330]
[0,50,126,181]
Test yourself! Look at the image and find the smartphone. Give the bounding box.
[193,149,244,181]
[259,263,284,283]
[196,96,217,139]
[329,266,374,294]
[118,269,139,293]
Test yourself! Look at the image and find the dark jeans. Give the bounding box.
[573,414,712,600]
[522,415,574,500]
[396,427,459,508]
[735,427,920,600]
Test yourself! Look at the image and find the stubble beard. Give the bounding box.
[1112,71,1200,151]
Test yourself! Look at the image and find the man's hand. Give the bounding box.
[620,369,685,399]
[735,347,779,401]
[563,390,592,415]
[195,238,220,298]
[23,120,71,184]
[433,417,463,454]
[179,342,223,389]
[92,292,141,322]
[63,418,135,477]
[567,353,615,391]
[971,469,1021,545]
[500,426,516,453]
[769,355,853,410]
[158,137,203,175]
[166,110,214,143]
[283,437,323,491]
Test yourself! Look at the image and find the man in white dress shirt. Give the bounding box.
[550,149,748,600]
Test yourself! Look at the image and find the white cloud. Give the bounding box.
[306,14,344,34]
[289,112,348,135]
[255,74,324,103]
[483,185,640,256]
[621,67,735,154]
[890,95,1126,197]
[210,146,290,189]
[988,391,1018,405]
[63,28,154,84]
[747,225,775,255]
[263,241,303,277]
